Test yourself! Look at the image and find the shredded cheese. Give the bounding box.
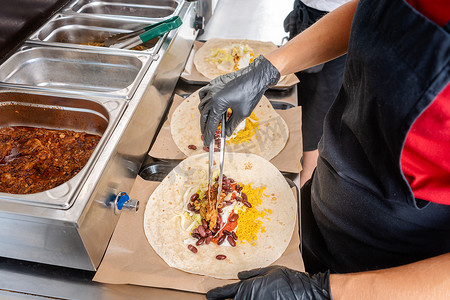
[236,184,271,245]
[226,112,259,145]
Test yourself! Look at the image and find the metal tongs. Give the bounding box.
[208,113,227,210]
[104,16,182,49]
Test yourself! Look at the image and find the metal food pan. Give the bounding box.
[0,90,126,209]
[28,15,163,53]
[0,46,150,99]
[64,0,181,20]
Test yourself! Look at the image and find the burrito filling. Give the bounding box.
[199,111,260,152]
[181,174,272,258]
[207,43,256,73]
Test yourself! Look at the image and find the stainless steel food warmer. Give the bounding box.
[0,46,151,99]
[63,0,183,20]
[27,14,165,53]
[0,0,198,271]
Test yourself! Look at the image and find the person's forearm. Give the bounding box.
[330,253,450,299]
[265,0,358,76]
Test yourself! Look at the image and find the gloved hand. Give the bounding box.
[198,55,280,146]
[206,266,331,300]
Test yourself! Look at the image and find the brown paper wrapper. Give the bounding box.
[94,177,304,294]
[149,95,303,173]
[181,41,299,90]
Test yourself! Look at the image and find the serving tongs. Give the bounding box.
[104,16,182,49]
[208,113,227,210]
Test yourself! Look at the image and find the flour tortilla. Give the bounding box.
[143,153,296,279]
[170,90,289,160]
[194,38,278,80]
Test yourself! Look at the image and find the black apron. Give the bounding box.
[303,0,450,273]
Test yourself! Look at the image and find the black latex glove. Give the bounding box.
[198,55,280,146]
[206,266,331,300]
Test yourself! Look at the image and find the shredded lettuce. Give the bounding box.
[208,43,255,72]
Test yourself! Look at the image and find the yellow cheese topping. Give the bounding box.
[236,184,272,246]
[226,112,259,145]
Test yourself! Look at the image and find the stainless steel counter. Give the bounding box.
[199,0,293,45]
[0,257,204,300]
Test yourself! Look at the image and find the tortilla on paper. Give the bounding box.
[170,90,289,160]
[194,38,278,80]
[143,153,296,279]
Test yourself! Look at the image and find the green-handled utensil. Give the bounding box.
[104,16,182,49]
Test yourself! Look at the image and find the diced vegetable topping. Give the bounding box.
[184,174,272,257]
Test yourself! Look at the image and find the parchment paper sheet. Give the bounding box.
[94,177,304,294]
[180,41,299,89]
[149,95,303,173]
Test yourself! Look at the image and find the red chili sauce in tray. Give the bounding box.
[0,126,101,194]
